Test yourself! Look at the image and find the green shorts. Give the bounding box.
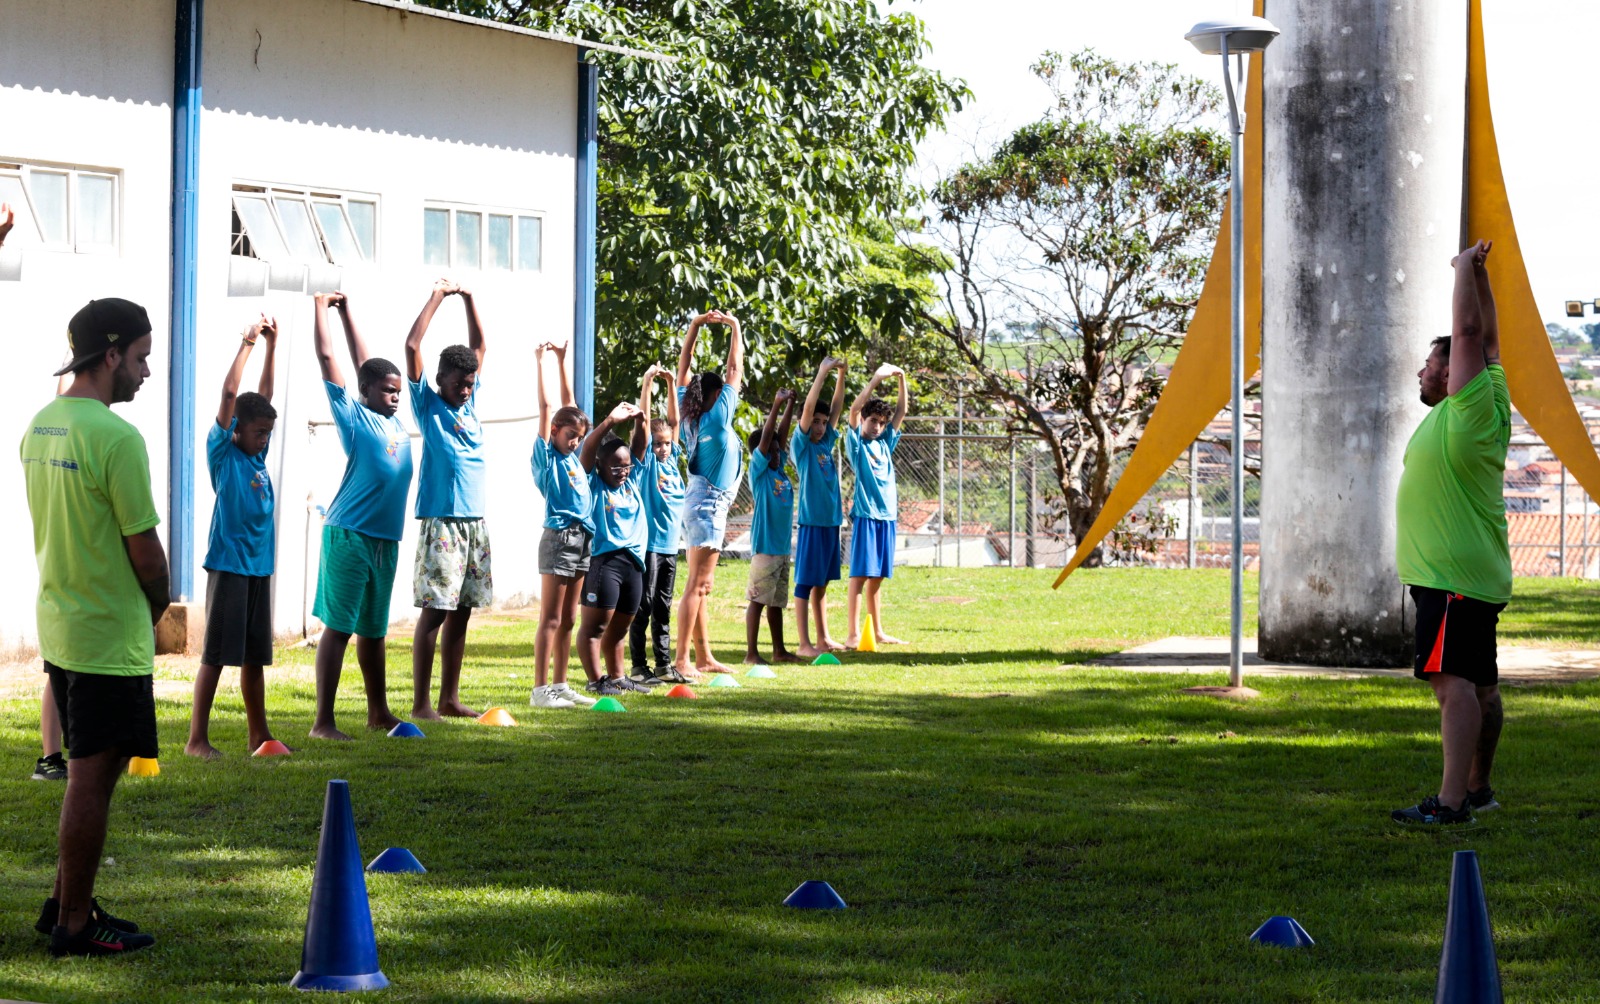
[313,525,399,639]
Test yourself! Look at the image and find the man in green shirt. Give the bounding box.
[1392,239,1511,826]
[23,298,168,955]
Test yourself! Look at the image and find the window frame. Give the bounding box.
[421,201,543,273]
[231,183,379,267]
[0,161,122,254]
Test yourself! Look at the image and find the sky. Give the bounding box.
[907,0,1600,333]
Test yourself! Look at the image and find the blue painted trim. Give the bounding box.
[169,0,202,601]
[574,50,598,420]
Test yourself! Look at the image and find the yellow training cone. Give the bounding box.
[127,757,160,777]
[857,617,877,653]
[476,707,518,727]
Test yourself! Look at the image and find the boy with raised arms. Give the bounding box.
[744,389,799,664]
[791,357,849,658]
[630,364,687,686]
[844,364,909,649]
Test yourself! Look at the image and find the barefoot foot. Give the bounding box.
[772,651,802,663]
[413,706,444,722]
[184,741,222,760]
[438,701,479,718]
[840,636,859,650]
[877,634,907,645]
[796,644,821,659]
[368,713,403,732]
[742,653,764,665]
[309,724,354,741]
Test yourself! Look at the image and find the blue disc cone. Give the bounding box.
[1249,915,1314,948]
[1436,850,1503,1004]
[367,847,426,874]
[387,721,425,738]
[290,780,389,991]
[783,880,847,909]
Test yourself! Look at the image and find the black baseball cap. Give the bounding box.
[55,298,153,376]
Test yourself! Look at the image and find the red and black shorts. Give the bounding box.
[1409,586,1506,687]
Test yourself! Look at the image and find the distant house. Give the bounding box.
[1506,513,1600,578]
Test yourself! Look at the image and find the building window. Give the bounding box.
[231,184,377,266]
[0,162,120,253]
[422,203,542,272]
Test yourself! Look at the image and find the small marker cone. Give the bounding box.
[1249,916,1314,948]
[707,673,741,688]
[812,653,842,666]
[127,757,160,777]
[387,722,425,738]
[476,707,518,727]
[745,665,777,678]
[290,780,389,991]
[253,740,292,757]
[366,847,426,873]
[590,697,627,712]
[1436,850,1502,1003]
[783,880,847,909]
[857,616,877,652]
[665,684,699,699]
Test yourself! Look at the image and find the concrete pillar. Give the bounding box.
[1260,0,1466,667]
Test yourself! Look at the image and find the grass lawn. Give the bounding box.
[1,567,1598,1003]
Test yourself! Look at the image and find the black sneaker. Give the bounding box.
[584,678,605,696]
[655,666,689,685]
[1466,786,1500,812]
[1391,795,1474,825]
[36,897,140,936]
[628,668,664,688]
[31,753,67,781]
[49,921,155,957]
[596,677,628,696]
[613,675,651,694]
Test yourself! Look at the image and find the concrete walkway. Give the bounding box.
[1089,636,1600,685]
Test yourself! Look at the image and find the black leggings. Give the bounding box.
[629,551,678,671]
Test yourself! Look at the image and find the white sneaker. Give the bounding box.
[530,684,575,709]
[552,682,596,706]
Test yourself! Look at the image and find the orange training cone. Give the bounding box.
[476,707,518,727]
[253,740,292,757]
[857,616,877,653]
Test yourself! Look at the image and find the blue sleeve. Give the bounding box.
[823,427,839,451]
[530,437,552,495]
[883,426,903,453]
[206,420,232,486]
[750,447,770,482]
[789,428,807,462]
[408,377,430,423]
[324,381,357,451]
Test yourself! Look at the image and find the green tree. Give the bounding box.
[916,49,1228,564]
[417,0,966,412]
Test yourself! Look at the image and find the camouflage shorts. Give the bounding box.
[414,517,493,610]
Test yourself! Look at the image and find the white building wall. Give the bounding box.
[198,0,576,636]
[0,0,176,652]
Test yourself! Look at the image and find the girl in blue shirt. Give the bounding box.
[844,363,909,649]
[574,402,651,697]
[672,310,744,680]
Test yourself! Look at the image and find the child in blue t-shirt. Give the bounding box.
[844,364,909,648]
[529,340,596,709]
[629,364,687,686]
[791,356,849,658]
[403,280,490,722]
[744,389,798,664]
[310,292,414,740]
[574,402,651,696]
[187,313,281,759]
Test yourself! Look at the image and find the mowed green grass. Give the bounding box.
[1,567,1598,1003]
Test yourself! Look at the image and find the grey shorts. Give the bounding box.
[539,522,592,578]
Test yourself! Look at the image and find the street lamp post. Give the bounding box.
[1185,17,1278,689]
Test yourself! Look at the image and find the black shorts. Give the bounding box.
[1410,586,1506,687]
[45,662,159,760]
[582,550,644,614]
[202,570,274,667]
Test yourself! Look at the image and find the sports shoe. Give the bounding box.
[628,668,665,688]
[530,685,575,709]
[49,922,155,957]
[552,682,596,706]
[613,675,651,694]
[654,666,690,685]
[1391,795,1474,825]
[1466,786,1500,812]
[586,677,627,697]
[37,897,140,936]
[31,753,67,781]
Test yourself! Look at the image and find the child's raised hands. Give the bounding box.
[607,402,644,425]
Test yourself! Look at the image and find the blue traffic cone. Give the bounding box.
[783,880,847,909]
[1249,915,1314,948]
[289,780,389,991]
[387,721,425,738]
[367,847,426,873]
[1436,850,1502,1004]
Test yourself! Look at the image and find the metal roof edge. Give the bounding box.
[349,0,671,61]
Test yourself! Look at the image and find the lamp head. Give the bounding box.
[1185,16,1280,55]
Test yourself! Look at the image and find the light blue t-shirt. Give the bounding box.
[410,375,485,519]
[678,383,741,490]
[748,445,796,556]
[204,418,274,577]
[790,426,842,528]
[589,467,647,568]
[640,443,686,555]
[846,424,901,522]
[323,381,414,542]
[531,436,594,532]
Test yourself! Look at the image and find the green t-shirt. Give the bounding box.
[1395,365,1512,604]
[21,396,161,675]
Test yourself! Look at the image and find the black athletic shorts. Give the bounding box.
[202,570,274,667]
[582,549,644,614]
[45,662,159,760]
[1410,585,1506,687]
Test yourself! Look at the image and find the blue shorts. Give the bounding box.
[794,524,842,599]
[682,474,737,551]
[848,517,896,580]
